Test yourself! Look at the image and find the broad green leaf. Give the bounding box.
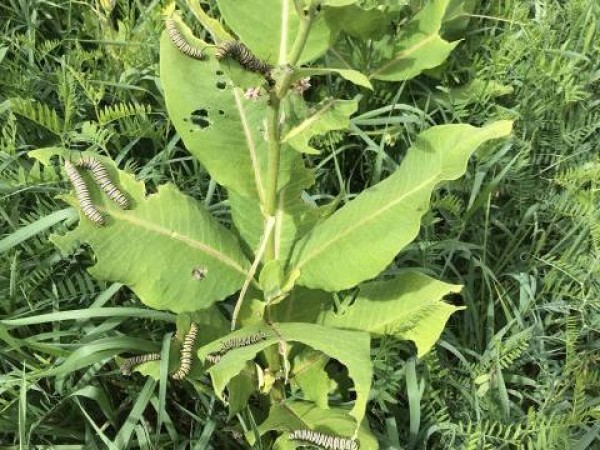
[430,79,514,106]
[255,401,378,449]
[228,363,256,417]
[259,260,284,301]
[237,295,268,327]
[276,273,461,356]
[282,98,358,154]
[176,307,230,347]
[184,0,232,42]
[289,120,513,291]
[369,0,457,81]
[319,271,463,357]
[160,33,298,201]
[30,148,249,313]
[229,163,319,264]
[443,0,478,37]
[198,322,371,425]
[325,4,393,39]
[294,67,373,89]
[272,288,332,323]
[216,0,333,65]
[291,349,330,408]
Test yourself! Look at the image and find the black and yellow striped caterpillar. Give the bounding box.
[219,331,267,353]
[76,156,129,209]
[288,429,359,450]
[166,18,204,60]
[215,41,273,82]
[205,331,267,364]
[172,322,199,380]
[205,353,222,364]
[64,160,105,226]
[120,353,162,376]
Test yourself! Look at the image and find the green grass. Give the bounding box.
[1,0,598,448]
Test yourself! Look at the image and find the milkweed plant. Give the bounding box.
[30,0,512,448]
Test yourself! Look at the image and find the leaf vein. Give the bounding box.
[370,34,437,77]
[233,89,266,204]
[109,209,248,276]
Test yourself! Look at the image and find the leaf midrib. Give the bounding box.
[283,99,337,142]
[109,209,248,276]
[292,172,440,271]
[233,89,265,204]
[290,352,327,378]
[370,33,438,77]
[326,292,461,334]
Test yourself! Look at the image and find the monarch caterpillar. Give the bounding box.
[288,429,359,450]
[76,156,129,209]
[166,18,204,60]
[205,353,222,364]
[64,161,105,226]
[120,353,161,376]
[172,322,199,380]
[215,41,273,82]
[219,331,267,354]
[206,331,267,364]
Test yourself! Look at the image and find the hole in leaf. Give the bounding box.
[216,80,226,90]
[216,70,224,76]
[191,266,208,280]
[190,109,210,129]
[218,110,225,115]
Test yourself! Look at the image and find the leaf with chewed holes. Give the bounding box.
[30,148,250,314]
[198,322,371,427]
[282,98,358,155]
[291,349,330,408]
[160,29,300,202]
[254,401,378,449]
[318,271,464,357]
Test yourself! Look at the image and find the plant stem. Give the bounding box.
[264,6,317,260]
[231,216,275,330]
[261,5,317,401]
[264,95,282,219]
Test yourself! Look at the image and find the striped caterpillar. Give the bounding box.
[119,322,198,380]
[166,18,204,60]
[205,353,222,364]
[172,322,199,380]
[220,331,267,353]
[120,353,161,376]
[288,429,359,450]
[64,161,105,226]
[215,41,273,83]
[206,331,267,364]
[76,156,129,209]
